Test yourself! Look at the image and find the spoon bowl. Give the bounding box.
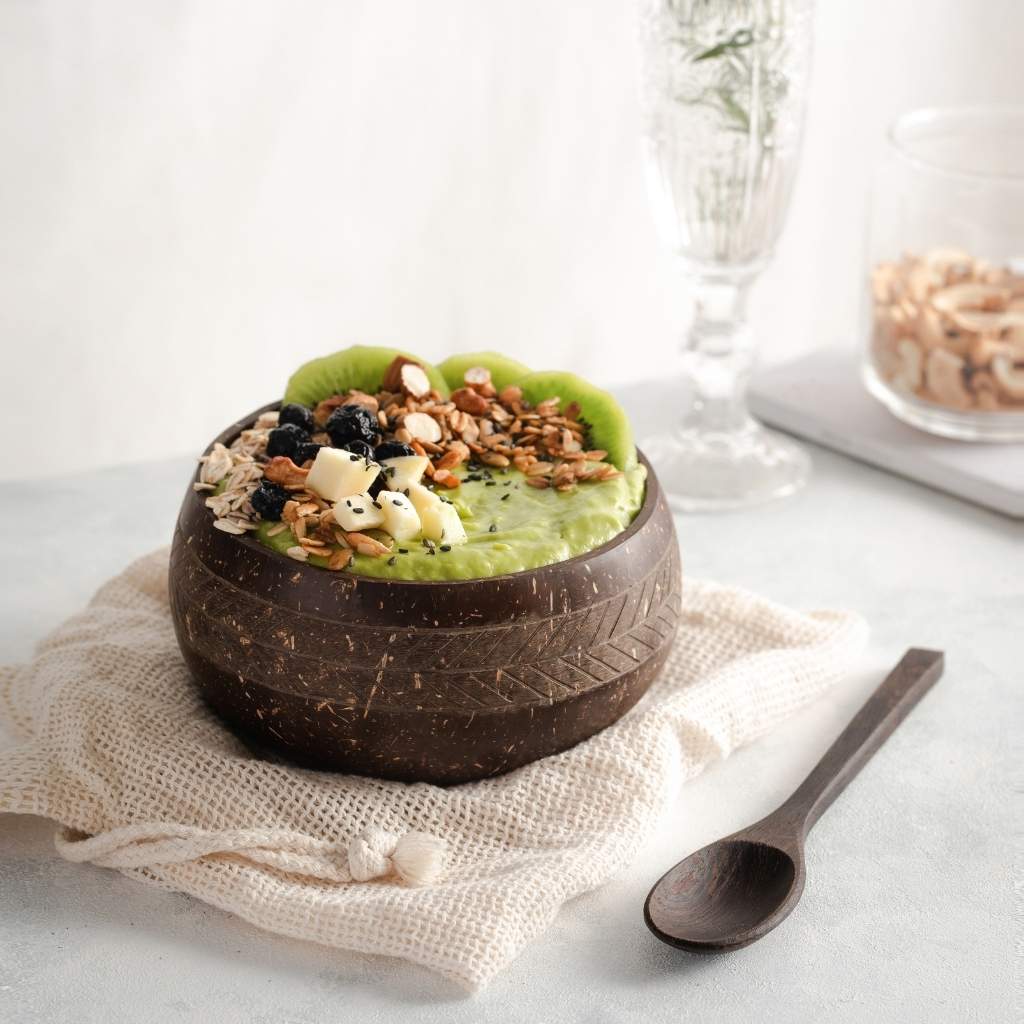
[644,649,944,953]
[646,838,804,952]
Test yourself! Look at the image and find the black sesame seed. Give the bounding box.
[428,549,436,556]
[345,499,352,507]
[488,523,497,533]
[440,544,451,552]
[387,556,397,566]
[398,548,408,554]
[501,493,510,501]
[372,501,382,509]
[503,481,512,486]
[393,500,403,507]
[485,481,496,487]
[353,508,364,514]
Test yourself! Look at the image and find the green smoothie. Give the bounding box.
[254,463,647,580]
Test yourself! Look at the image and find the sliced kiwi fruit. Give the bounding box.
[518,371,637,471]
[438,352,532,392]
[283,345,449,406]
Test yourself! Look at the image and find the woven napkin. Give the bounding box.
[0,549,866,990]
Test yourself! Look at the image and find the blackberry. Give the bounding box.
[266,423,309,459]
[374,441,416,461]
[295,441,325,465]
[326,404,379,448]
[278,403,314,433]
[343,439,375,461]
[250,481,290,521]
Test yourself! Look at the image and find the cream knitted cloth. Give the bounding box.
[0,550,866,990]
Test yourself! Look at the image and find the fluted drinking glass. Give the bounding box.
[638,0,814,510]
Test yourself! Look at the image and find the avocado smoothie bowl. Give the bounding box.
[169,346,682,784]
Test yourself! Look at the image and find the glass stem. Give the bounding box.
[681,272,757,435]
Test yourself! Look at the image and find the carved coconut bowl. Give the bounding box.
[169,403,682,785]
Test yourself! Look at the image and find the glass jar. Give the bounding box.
[863,107,1024,442]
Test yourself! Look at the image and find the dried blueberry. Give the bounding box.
[250,481,290,521]
[290,444,321,468]
[266,423,309,459]
[295,441,325,465]
[326,404,379,448]
[278,403,314,433]
[374,441,416,461]
[343,439,375,460]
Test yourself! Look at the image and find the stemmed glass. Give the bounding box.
[638,0,815,511]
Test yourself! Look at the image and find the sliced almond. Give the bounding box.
[401,411,442,444]
[991,354,1024,401]
[344,532,393,557]
[924,348,971,409]
[344,390,380,413]
[313,395,347,427]
[463,366,496,397]
[399,362,432,398]
[382,355,424,393]
[951,309,1009,334]
[213,518,246,535]
[931,282,1009,315]
[479,451,510,468]
[327,547,354,571]
[432,468,461,489]
[451,387,490,416]
[435,444,469,471]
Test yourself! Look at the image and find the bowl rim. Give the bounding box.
[887,104,1024,185]
[190,401,662,589]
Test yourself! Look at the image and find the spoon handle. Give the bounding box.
[777,648,944,836]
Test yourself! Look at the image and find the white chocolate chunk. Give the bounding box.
[306,448,380,504]
[381,455,429,491]
[419,498,467,545]
[332,492,385,532]
[376,490,421,541]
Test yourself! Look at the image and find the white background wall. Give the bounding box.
[1,0,1021,481]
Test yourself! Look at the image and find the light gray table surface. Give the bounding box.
[0,427,1019,1022]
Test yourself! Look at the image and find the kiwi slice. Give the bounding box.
[283,345,449,406]
[519,371,637,471]
[438,352,533,392]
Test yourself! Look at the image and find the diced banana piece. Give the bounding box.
[333,492,385,532]
[376,490,421,541]
[306,448,380,504]
[381,455,429,491]
[419,497,467,545]
[406,481,443,516]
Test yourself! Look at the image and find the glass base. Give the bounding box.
[863,364,1024,443]
[642,420,811,513]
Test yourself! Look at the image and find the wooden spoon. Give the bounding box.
[644,648,944,953]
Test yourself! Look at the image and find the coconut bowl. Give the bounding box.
[169,403,682,785]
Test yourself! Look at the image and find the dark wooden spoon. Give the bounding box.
[645,648,944,953]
